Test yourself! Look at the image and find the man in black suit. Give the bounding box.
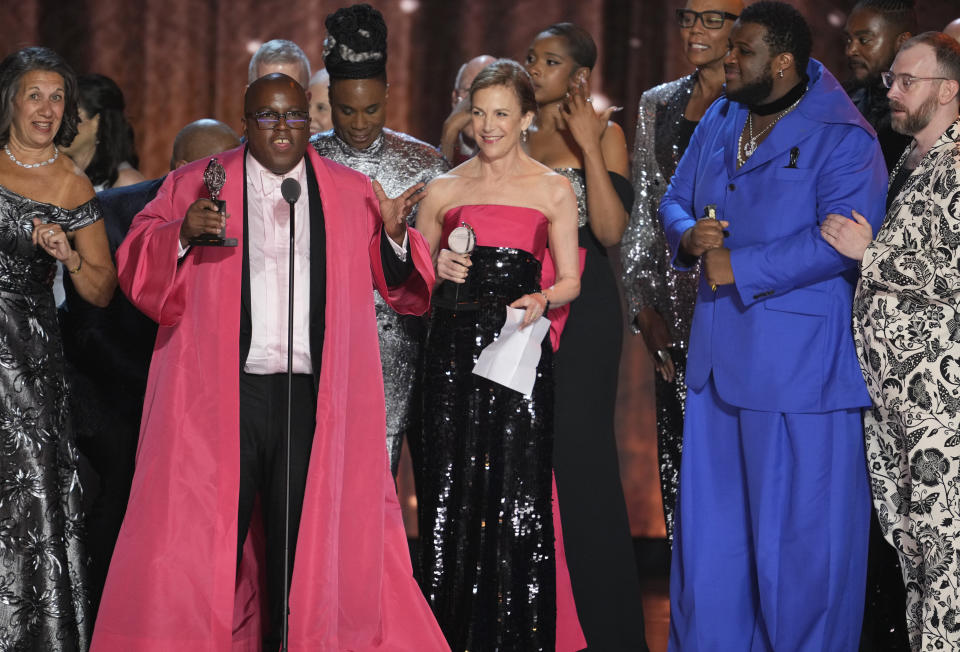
[61,118,240,617]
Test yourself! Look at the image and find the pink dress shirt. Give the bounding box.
[243,153,312,374]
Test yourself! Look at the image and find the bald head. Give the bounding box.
[454,55,497,102]
[242,74,309,175]
[170,119,241,170]
[946,18,960,43]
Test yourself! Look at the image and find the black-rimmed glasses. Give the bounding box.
[676,9,739,29]
[246,110,309,130]
[880,71,950,91]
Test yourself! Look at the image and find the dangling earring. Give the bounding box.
[778,69,784,78]
[522,129,528,143]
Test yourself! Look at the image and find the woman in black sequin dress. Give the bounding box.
[524,23,647,651]
[0,47,116,651]
[414,60,583,651]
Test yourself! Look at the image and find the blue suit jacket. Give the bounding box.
[660,60,888,413]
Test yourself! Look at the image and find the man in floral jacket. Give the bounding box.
[822,31,960,651]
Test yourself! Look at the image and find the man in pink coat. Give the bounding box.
[91,74,447,651]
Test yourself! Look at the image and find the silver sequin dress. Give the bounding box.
[620,74,701,540]
[310,129,449,475]
[0,185,98,651]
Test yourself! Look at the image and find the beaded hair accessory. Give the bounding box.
[323,3,388,80]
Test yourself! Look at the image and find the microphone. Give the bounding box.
[279,173,300,652]
[281,178,301,204]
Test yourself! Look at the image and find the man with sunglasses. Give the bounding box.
[822,32,960,651]
[92,73,448,650]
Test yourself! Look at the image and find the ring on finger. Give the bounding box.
[46,229,55,236]
[586,97,593,103]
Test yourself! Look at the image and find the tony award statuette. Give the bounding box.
[190,157,238,247]
[699,203,721,291]
[448,221,476,303]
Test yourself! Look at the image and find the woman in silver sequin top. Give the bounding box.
[311,5,448,477]
[524,23,649,651]
[619,0,741,540]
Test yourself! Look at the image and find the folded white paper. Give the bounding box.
[472,306,551,397]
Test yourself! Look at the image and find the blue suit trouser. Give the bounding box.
[668,375,870,651]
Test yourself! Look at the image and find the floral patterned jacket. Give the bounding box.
[854,118,960,414]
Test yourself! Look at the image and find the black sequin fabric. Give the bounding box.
[0,184,98,651]
[417,245,555,651]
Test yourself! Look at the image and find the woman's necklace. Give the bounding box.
[737,93,804,167]
[5,144,59,169]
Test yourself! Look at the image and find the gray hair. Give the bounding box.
[247,39,311,88]
[309,68,329,88]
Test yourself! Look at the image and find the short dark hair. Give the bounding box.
[739,1,813,76]
[538,23,598,70]
[852,0,917,35]
[470,59,537,116]
[0,47,79,149]
[77,74,139,188]
[901,31,960,85]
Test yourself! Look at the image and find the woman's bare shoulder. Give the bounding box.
[58,160,96,209]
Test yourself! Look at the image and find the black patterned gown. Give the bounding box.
[0,185,96,651]
[416,204,560,651]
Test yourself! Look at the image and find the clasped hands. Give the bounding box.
[681,217,733,287]
[32,218,80,270]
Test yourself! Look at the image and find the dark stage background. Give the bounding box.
[3,0,957,539]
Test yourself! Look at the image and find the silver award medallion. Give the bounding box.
[192,157,237,247]
[447,221,475,303]
[448,222,476,254]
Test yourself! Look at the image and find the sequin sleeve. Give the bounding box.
[620,89,667,329]
[57,196,103,232]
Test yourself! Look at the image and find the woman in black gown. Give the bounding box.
[0,47,116,651]
[414,59,583,651]
[524,23,648,651]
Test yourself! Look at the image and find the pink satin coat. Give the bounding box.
[92,146,448,651]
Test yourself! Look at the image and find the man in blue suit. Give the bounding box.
[660,3,888,650]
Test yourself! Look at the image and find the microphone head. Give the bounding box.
[281,178,302,204]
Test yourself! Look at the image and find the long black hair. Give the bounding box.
[77,73,139,188]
